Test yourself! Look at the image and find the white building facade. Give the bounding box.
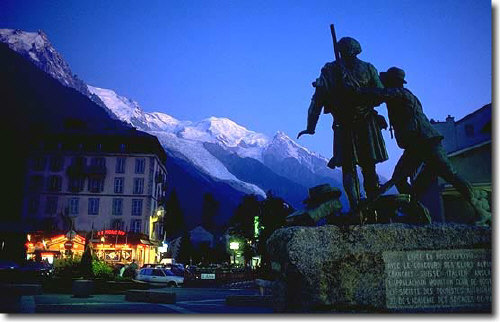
[22,132,168,241]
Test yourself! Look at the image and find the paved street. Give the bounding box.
[27,287,274,314]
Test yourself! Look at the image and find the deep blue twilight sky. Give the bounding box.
[0,0,491,178]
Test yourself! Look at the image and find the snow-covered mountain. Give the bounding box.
[0,29,113,116]
[86,85,345,207]
[1,28,347,227]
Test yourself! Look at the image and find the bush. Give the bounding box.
[91,260,113,280]
[53,256,82,279]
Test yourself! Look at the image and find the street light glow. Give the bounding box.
[229,242,240,250]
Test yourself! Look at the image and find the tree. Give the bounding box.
[230,194,261,241]
[164,189,185,239]
[258,191,294,261]
[201,192,219,233]
[176,231,194,265]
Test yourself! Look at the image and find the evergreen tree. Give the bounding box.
[164,189,185,239]
[176,231,194,265]
[201,192,219,233]
[258,191,294,260]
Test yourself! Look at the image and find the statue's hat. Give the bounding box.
[303,184,341,207]
[380,67,407,84]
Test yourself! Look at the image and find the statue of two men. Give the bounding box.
[298,35,482,223]
[298,37,388,211]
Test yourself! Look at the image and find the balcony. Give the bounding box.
[66,164,86,177]
[85,165,107,176]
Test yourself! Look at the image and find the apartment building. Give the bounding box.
[22,130,168,264]
[425,103,492,223]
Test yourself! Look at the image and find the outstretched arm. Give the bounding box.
[297,83,325,139]
[355,87,394,106]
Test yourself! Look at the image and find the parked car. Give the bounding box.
[136,267,184,287]
[0,260,20,282]
[0,260,19,271]
[18,261,54,280]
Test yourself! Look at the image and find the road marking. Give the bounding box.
[159,304,196,314]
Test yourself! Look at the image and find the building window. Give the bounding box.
[111,219,124,230]
[465,124,474,137]
[114,177,124,194]
[45,196,58,215]
[116,157,126,174]
[88,177,104,193]
[47,175,62,192]
[28,175,44,191]
[132,199,143,216]
[133,178,144,194]
[69,198,79,216]
[112,198,123,216]
[32,156,46,171]
[130,219,142,233]
[88,198,100,215]
[49,156,64,172]
[68,177,85,192]
[135,158,145,174]
[28,197,39,214]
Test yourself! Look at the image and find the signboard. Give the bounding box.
[201,273,216,280]
[121,250,132,261]
[64,241,74,250]
[104,250,121,261]
[383,249,491,310]
[97,230,125,236]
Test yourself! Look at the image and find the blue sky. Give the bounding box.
[0,0,491,178]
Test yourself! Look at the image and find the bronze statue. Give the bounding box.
[298,35,388,211]
[354,67,481,223]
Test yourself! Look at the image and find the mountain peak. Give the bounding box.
[191,116,268,148]
[0,28,50,54]
[0,28,97,102]
[273,130,292,140]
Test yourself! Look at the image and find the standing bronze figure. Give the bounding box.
[298,31,388,211]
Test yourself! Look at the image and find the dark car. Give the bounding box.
[0,260,19,271]
[0,260,20,282]
[18,261,54,281]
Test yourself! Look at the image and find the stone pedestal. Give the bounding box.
[266,224,491,313]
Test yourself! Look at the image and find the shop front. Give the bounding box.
[25,230,160,266]
[91,230,160,266]
[25,232,86,263]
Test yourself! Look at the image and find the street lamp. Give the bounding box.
[229,241,240,266]
[229,242,240,250]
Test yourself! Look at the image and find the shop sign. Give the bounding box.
[104,250,121,261]
[97,230,125,236]
[121,250,132,261]
[201,273,216,280]
[64,241,74,250]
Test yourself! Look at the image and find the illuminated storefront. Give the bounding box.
[25,230,161,265]
[91,230,160,266]
[25,232,86,263]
